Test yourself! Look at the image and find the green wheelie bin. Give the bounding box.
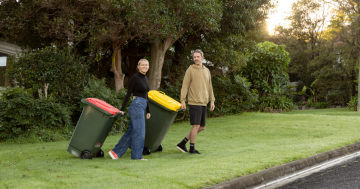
[67,98,124,159]
[142,90,184,155]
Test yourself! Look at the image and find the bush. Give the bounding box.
[326,90,345,106]
[0,87,72,142]
[348,96,357,111]
[6,46,89,107]
[258,95,295,111]
[211,75,258,116]
[80,76,128,135]
[241,41,290,96]
[305,102,329,109]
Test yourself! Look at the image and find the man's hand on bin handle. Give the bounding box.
[146,113,151,119]
[181,102,186,110]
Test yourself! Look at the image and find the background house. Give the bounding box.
[0,41,21,87]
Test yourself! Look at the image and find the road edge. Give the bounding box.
[203,142,360,189]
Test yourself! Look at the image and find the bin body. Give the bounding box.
[144,91,182,153]
[67,98,121,158]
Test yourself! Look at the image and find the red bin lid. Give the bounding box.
[86,98,120,115]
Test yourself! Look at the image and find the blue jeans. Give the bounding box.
[112,96,147,159]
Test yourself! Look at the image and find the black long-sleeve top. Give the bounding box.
[120,72,150,113]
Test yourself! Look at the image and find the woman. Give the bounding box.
[109,59,151,160]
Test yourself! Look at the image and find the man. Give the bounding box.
[176,49,215,154]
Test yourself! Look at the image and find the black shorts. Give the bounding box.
[189,105,207,126]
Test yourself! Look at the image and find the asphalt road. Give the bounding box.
[277,156,360,189]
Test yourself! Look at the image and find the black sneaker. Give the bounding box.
[176,143,188,153]
[189,149,201,154]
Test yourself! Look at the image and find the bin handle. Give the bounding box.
[175,110,186,121]
[158,91,166,96]
[117,112,126,116]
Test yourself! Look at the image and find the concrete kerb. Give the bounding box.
[203,142,360,189]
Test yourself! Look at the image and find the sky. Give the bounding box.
[266,0,298,35]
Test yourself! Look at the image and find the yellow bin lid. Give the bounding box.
[148,90,181,112]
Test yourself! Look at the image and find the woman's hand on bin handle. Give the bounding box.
[119,111,125,115]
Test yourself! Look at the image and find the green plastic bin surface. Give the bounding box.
[144,98,180,152]
[67,99,121,158]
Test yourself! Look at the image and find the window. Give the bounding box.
[0,56,6,66]
[0,56,6,86]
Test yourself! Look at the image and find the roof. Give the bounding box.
[0,41,22,56]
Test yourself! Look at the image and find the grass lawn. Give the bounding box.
[1,108,360,189]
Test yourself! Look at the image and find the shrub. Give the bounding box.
[160,81,182,103]
[80,76,128,135]
[0,87,72,142]
[320,102,330,109]
[241,41,290,96]
[210,75,258,116]
[326,90,345,106]
[258,95,295,111]
[348,96,357,111]
[6,46,89,107]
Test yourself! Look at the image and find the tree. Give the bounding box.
[0,0,223,90]
[188,0,273,75]
[241,41,290,97]
[323,0,360,110]
[1,0,274,93]
[273,0,329,81]
[147,0,222,90]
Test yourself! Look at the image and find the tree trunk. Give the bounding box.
[357,51,360,112]
[94,61,99,78]
[357,0,360,112]
[148,37,177,90]
[44,83,49,98]
[111,42,125,92]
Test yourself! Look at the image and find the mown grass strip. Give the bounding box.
[1,108,360,189]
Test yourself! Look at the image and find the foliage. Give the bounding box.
[188,0,273,74]
[257,95,295,111]
[6,46,89,108]
[298,80,317,103]
[0,87,72,142]
[326,90,346,106]
[272,0,327,80]
[1,0,274,92]
[80,76,128,135]
[241,41,291,96]
[304,101,329,109]
[159,81,182,104]
[311,70,353,103]
[211,75,258,116]
[348,96,357,111]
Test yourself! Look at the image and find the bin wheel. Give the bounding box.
[96,149,104,157]
[157,144,163,152]
[80,150,93,159]
[142,147,151,155]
